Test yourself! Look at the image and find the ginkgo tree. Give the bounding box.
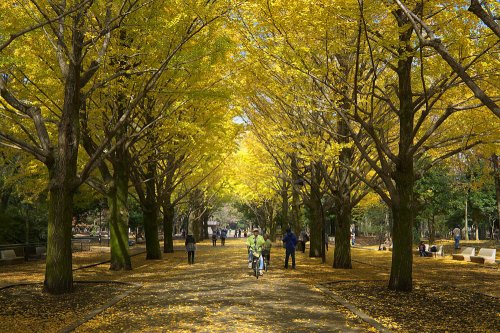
[227,130,283,238]
[234,0,499,292]
[0,0,152,294]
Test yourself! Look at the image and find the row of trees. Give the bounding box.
[0,0,243,294]
[1,0,498,295]
[229,0,499,292]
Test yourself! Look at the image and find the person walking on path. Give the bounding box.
[212,231,217,247]
[283,228,297,269]
[452,225,461,249]
[299,230,309,253]
[220,228,227,246]
[185,234,196,264]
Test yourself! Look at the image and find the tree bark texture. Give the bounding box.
[492,154,500,229]
[291,154,301,235]
[333,203,352,269]
[333,94,353,269]
[388,15,415,292]
[45,179,75,294]
[107,163,131,270]
[163,198,174,253]
[143,160,161,259]
[307,163,323,258]
[281,177,289,235]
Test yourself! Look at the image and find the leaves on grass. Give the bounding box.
[327,281,500,333]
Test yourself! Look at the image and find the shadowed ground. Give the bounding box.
[0,237,498,332]
[74,238,372,332]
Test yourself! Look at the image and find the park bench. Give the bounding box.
[452,247,475,262]
[71,239,91,252]
[469,248,496,265]
[0,249,24,265]
[429,245,444,257]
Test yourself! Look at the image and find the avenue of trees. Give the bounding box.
[1,0,499,294]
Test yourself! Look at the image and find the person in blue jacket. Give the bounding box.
[282,227,297,269]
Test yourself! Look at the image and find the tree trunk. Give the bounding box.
[465,197,469,240]
[333,203,352,269]
[281,177,289,236]
[388,14,414,292]
[107,165,131,270]
[143,201,161,259]
[162,198,174,253]
[333,92,353,269]
[45,180,74,294]
[143,159,161,259]
[44,56,82,294]
[201,209,210,241]
[291,154,301,235]
[308,163,323,258]
[492,154,500,230]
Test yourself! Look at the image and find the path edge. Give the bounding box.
[59,281,142,333]
[315,282,392,333]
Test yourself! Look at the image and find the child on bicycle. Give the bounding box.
[262,234,272,267]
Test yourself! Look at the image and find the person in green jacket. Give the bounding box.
[247,227,265,275]
[262,234,272,266]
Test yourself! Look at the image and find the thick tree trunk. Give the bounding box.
[308,163,323,258]
[162,199,174,253]
[44,55,81,294]
[388,15,414,292]
[201,209,210,241]
[143,201,161,259]
[333,203,352,269]
[45,180,74,294]
[107,168,131,270]
[333,92,353,269]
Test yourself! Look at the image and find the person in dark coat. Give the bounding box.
[282,227,297,269]
[185,234,196,264]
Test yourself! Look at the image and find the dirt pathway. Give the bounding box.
[74,238,374,332]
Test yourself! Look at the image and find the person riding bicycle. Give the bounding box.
[247,227,265,275]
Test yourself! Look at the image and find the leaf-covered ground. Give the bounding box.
[0,282,136,333]
[0,238,498,332]
[326,281,499,333]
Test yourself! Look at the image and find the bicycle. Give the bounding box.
[261,249,269,272]
[250,251,262,278]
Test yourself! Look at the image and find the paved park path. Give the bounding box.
[73,238,374,332]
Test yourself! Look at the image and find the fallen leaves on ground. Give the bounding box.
[327,280,500,333]
[0,282,135,333]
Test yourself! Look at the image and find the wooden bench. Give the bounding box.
[470,248,496,264]
[0,249,24,264]
[452,247,475,262]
